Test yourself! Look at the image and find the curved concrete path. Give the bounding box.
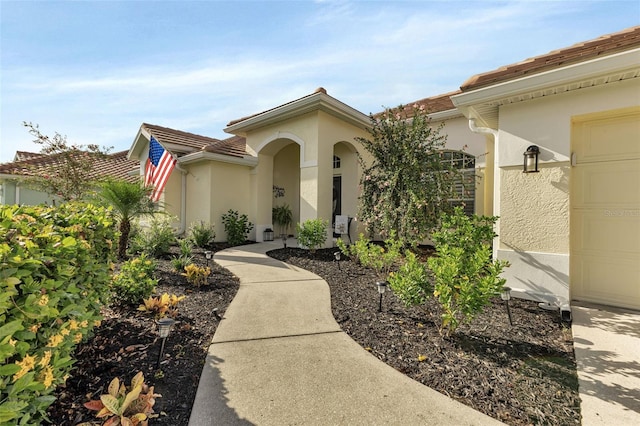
[189,242,503,425]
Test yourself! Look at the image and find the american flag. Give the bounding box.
[145,136,176,202]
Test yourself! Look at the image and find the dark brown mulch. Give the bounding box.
[47,245,580,426]
[268,248,581,426]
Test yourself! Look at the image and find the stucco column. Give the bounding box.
[252,154,274,242]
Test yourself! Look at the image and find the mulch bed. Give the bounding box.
[46,245,580,425]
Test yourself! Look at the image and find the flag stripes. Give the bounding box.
[145,136,176,202]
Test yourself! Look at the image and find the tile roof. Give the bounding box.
[142,123,247,158]
[461,25,640,91]
[0,150,139,183]
[14,151,46,162]
[377,90,461,119]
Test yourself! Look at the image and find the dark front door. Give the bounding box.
[332,175,342,226]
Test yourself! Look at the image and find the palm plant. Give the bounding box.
[97,179,157,259]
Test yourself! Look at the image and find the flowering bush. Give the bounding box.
[0,203,116,424]
[356,104,462,246]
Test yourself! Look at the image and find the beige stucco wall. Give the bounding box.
[273,143,300,234]
[0,180,60,206]
[495,77,639,301]
[182,161,252,242]
[499,164,570,253]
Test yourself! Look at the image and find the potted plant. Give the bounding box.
[272,204,293,238]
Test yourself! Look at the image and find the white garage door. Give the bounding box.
[571,107,640,310]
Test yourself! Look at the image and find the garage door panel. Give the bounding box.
[572,160,640,207]
[572,211,640,254]
[572,254,640,309]
[571,107,640,310]
[574,113,640,163]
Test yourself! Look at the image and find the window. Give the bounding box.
[333,155,341,169]
[441,150,476,216]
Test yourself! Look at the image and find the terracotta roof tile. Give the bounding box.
[142,123,248,158]
[461,26,640,91]
[0,150,139,183]
[14,151,46,161]
[374,90,461,120]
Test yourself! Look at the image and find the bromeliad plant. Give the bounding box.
[138,293,186,318]
[81,371,160,426]
[182,264,211,287]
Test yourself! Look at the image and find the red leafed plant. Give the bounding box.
[79,371,160,426]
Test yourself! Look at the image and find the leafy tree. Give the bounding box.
[356,105,462,247]
[22,121,112,201]
[97,179,157,259]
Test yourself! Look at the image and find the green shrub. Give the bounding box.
[129,215,176,258]
[339,233,402,274]
[221,210,253,246]
[178,238,193,257]
[388,251,431,306]
[0,202,116,425]
[296,219,328,253]
[428,207,509,336]
[171,255,192,272]
[111,254,157,306]
[189,221,215,248]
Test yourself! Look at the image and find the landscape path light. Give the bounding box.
[501,286,513,326]
[334,251,341,270]
[376,281,388,312]
[282,234,288,248]
[204,250,213,268]
[157,317,176,368]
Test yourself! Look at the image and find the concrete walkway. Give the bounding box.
[188,242,502,425]
[572,304,640,425]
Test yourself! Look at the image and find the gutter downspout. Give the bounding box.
[467,119,571,322]
[468,119,500,259]
[175,164,188,236]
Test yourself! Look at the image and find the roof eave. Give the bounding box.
[178,151,258,167]
[452,48,640,127]
[224,92,371,135]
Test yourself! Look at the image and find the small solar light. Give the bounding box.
[204,250,213,268]
[501,286,513,326]
[157,317,175,367]
[376,281,388,312]
[334,251,341,269]
[282,234,287,248]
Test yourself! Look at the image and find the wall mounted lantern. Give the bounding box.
[157,317,176,367]
[523,145,540,173]
[376,281,388,312]
[263,228,274,242]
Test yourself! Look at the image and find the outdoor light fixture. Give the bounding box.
[263,228,274,242]
[376,281,388,312]
[334,251,341,270]
[204,250,213,268]
[501,286,513,326]
[282,234,287,248]
[156,318,176,368]
[523,145,540,173]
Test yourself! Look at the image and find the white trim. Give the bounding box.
[224,91,371,134]
[177,151,258,167]
[256,131,317,168]
[428,109,463,121]
[452,49,640,108]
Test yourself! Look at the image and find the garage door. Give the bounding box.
[571,107,640,310]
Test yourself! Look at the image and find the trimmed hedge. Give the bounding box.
[0,203,116,424]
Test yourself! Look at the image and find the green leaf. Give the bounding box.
[0,320,24,339]
[0,363,21,376]
[0,400,29,423]
[101,394,122,415]
[62,236,76,247]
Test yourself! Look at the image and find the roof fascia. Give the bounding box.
[127,126,152,161]
[224,92,371,135]
[428,109,463,121]
[452,48,640,109]
[178,151,258,167]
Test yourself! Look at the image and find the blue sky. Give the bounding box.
[1,0,638,163]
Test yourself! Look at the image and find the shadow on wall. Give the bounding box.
[501,242,569,296]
